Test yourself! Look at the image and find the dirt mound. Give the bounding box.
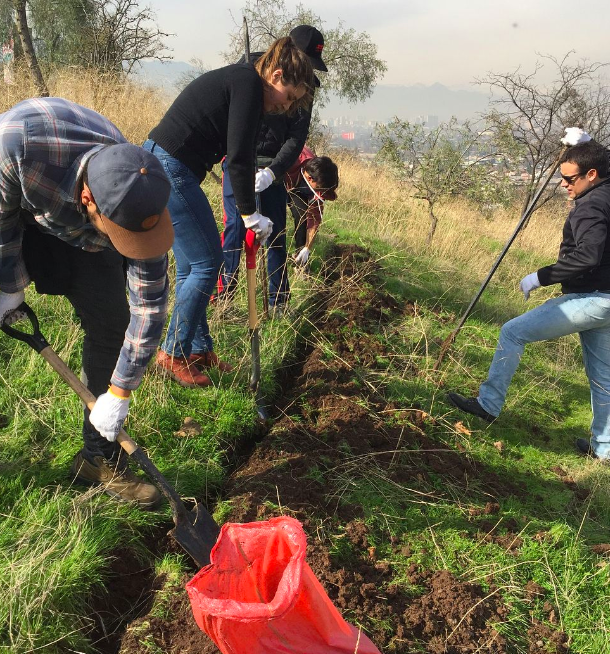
[400,570,508,653]
[119,578,216,654]
[107,244,569,654]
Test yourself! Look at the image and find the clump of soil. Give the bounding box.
[119,577,216,654]
[591,543,610,555]
[528,618,570,653]
[399,570,508,653]
[551,465,590,500]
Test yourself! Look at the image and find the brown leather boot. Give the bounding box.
[156,350,212,387]
[71,451,161,509]
[188,351,234,373]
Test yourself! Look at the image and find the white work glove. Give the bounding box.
[519,272,540,300]
[89,391,130,442]
[254,168,275,193]
[0,290,25,325]
[294,246,310,266]
[242,212,273,244]
[561,127,592,146]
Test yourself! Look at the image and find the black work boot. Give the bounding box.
[575,438,597,458]
[71,450,161,509]
[446,393,496,423]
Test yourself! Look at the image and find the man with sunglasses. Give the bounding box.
[447,130,610,462]
[285,146,339,267]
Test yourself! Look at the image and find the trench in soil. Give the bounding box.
[88,244,571,654]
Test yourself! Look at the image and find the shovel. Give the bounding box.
[1,302,220,568]
[244,230,269,421]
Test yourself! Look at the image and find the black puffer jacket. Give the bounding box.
[538,177,610,293]
[256,109,310,180]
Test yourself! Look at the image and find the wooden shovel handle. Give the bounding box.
[40,346,137,455]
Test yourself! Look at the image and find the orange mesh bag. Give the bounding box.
[186,516,381,653]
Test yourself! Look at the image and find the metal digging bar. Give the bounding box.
[433,149,566,371]
[2,302,220,568]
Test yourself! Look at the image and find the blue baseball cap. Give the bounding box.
[87,143,173,259]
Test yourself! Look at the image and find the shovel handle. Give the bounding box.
[2,302,221,566]
[244,228,259,270]
[1,303,137,454]
[38,347,138,455]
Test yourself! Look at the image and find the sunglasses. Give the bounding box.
[560,172,585,185]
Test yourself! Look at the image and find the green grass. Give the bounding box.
[309,200,610,651]
[0,175,320,652]
[1,173,609,652]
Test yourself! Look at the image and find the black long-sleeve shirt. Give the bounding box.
[538,178,610,293]
[240,52,312,181]
[149,64,262,215]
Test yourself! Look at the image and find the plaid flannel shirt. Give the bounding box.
[0,97,169,390]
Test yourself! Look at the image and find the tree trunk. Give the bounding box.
[13,0,49,97]
[426,203,438,247]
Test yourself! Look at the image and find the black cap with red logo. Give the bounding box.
[289,25,328,72]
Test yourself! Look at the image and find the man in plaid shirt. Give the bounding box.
[0,97,174,508]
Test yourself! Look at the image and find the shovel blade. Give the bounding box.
[169,503,221,568]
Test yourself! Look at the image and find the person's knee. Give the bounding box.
[500,315,531,346]
[211,248,224,274]
[499,319,519,343]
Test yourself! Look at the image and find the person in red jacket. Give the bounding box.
[286,146,339,267]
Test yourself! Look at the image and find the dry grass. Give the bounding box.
[0,65,170,143]
[332,151,565,284]
[2,67,565,281]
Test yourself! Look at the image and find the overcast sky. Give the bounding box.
[146,0,609,90]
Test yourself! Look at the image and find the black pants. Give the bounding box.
[288,193,309,250]
[23,222,130,461]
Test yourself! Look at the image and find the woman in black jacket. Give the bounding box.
[144,37,313,387]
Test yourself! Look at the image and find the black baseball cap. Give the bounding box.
[289,25,328,72]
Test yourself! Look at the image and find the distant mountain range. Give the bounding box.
[133,60,491,124]
[322,82,491,123]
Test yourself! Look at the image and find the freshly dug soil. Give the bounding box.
[92,245,569,654]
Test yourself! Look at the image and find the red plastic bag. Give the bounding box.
[186,516,381,654]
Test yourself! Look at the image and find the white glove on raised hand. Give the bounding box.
[254,168,275,193]
[242,212,273,244]
[561,127,592,146]
[519,272,540,300]
[90,391,130,442]
[0,290,25,325]
[294,246,310,266]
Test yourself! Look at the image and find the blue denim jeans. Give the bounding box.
[220,161,289,306]
[143,140,223,357]
[478,292,610,458]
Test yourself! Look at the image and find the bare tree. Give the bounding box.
[375,118,512,246]
[79,0,171,74]
[478,53,610,214]
[12,0,48,95]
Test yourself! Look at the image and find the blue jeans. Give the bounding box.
[478,293,610,458]
[220,161,290,306]
[143,140,223,357]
